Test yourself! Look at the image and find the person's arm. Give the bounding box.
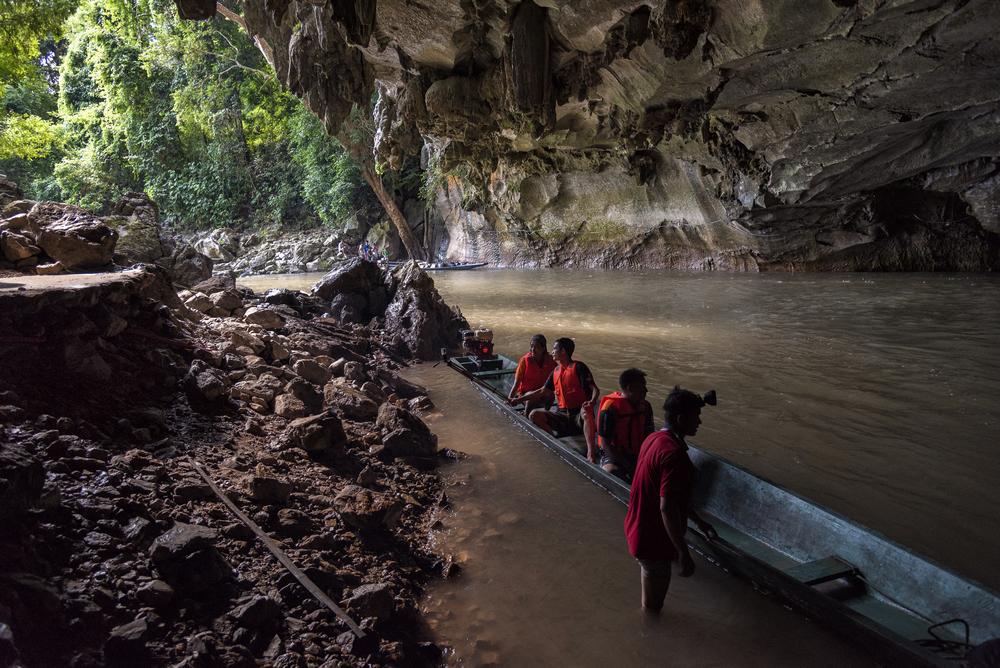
[660,495,694,577]
[592,407,614,465]
[507,360,525,401]
[514,385,552,405]
[578,362,600,403]
[578,364,600,462]
[515,372,554,405]
[597,407,614,440]
[688,508,718,541]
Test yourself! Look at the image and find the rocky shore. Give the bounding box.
[188,229,351,278]
[0,254,470,666]
[0,178,213,286]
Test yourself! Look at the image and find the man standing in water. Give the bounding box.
[508,334,557,412]
[624,387,718,613]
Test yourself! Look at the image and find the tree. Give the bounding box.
[338,105,426,261]
[0,0,77,85]
[211,2,427,260]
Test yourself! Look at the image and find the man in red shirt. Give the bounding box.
[624,386,718,613]
[507,334,557,412]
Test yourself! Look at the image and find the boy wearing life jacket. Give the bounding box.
[508,334,557,412]
[597,368,655,481]
[518,338,600,447]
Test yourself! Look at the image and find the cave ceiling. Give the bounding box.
[225,0,1000,268]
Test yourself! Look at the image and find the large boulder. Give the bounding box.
[375,403,437,457]
[0,444,44,519]
[31,209,117,270]
[183,360,228,404]
[312,260,468,359]
[282,411,347,453]
[0,231,40,262]
[311,259,388,324]
[109,214,164,265]
[150,523,232,594]
[384,262,468,360]
[191,228,240,262]
[109,193,165,265]
[323,382,379,421]
[161,243,213,287]
[0,175,22,207]
[243,306,285,330]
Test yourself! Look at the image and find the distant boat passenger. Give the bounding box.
[597,368,654,481]
[508,334,557,412]
[624,387,718,614]
[516,337,599,459]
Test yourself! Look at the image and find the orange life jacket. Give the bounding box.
[516,352,556,394]
[553,361,588,410]
[598,391,652,456]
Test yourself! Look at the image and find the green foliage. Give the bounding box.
[419,149,478,210]
[0,112,59,160]
[290,106,376,226]
[0,50,64,193]
[1,0,371,233]
[0,0,77,84]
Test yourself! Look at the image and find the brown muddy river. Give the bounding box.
[240,268,1000,665]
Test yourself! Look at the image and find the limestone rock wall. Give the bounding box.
[236,0,1000,270]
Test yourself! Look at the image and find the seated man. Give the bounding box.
[518,338,599,452]
[624,386,718,613]
[597,368,654,481]
[508,334,557,412]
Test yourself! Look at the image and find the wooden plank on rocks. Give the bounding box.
[190,459,365,638]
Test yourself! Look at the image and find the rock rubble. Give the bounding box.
[0,180,212,286]
[0,261,466,666]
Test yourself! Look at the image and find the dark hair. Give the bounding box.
[619,368,646,389]
[663,386,704,422]
[553,337,575,357]
[530,334,547,348]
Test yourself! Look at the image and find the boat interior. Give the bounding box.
[448,354,1000,667]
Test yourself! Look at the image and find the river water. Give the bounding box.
[240,269,1000,664]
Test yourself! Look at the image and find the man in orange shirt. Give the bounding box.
[597,368,655,481]
[516,338,599,452]
[508,334,557,412]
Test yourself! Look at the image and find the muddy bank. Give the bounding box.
[0,261,468,666]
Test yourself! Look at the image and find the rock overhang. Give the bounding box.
[191,0,1000,269]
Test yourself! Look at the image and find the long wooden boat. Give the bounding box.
[387,260,488,271]
[447,352,1000,667]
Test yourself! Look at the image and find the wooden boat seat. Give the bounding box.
[784,556,859,586]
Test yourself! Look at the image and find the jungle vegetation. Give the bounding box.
[0,0,382,233]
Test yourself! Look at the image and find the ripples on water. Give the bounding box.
[241,269,1000,626]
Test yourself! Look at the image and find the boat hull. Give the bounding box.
[447,353,1000,667]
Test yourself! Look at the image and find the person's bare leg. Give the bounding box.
[582,406,597,462]
[529,409,552,434]
[641,570,671,613]
[524,396,547,413]
[602,462,618,475]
